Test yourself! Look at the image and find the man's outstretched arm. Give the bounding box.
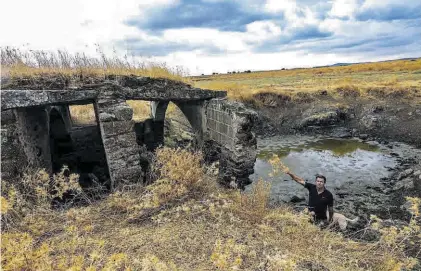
[285,171,305,186]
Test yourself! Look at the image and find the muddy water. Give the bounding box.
[247,135,405,204]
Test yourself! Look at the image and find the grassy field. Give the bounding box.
[1,148,419,270]
[192,58,421,104]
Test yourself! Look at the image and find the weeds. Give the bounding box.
[231,178,271,223]
[1,46,190,83]
[148,147,203,206]
[1,166,81,228]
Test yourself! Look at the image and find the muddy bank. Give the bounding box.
[250,94,421,148]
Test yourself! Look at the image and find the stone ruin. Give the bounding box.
[1,75,257,190]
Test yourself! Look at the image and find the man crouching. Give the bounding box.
[285,170,334,227]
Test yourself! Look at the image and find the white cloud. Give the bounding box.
[361,0,419,9]
[123,20,283,55]
[264,0,297,14]
[0,0,175,55]
[319,18,402,37]
[245,21,282,43]
[329,0,359,18]
[163,28,249,52]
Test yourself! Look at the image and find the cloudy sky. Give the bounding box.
[1,0,420,75]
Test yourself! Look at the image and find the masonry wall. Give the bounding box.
[205,99,258,189]
[95,88,144,189]
[206,102,236,149]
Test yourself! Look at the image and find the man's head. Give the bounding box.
[315,174,326,189]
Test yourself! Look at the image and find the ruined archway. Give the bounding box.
[49,108,75,173]
[163,102,194,148]
[149,101,204,150]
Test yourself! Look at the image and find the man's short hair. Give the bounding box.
[315,174,326,183]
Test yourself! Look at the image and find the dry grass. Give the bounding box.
[195,59,421,80]
[69,104,97,125]
[193,58,421,104]
[1,148,420,270]
[1,47,190,83]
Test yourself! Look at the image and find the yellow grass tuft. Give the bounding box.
[231,178,271,223]
[1,47,191,83]
[149,147,204,206]
[69,104,97,125]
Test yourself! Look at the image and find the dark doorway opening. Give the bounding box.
[49,108,75,173]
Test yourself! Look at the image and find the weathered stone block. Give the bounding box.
[98,103,133,122]
[107,147,140,161]
[101,121,135,137]
[111,166,143,184]
[103,133,138,149]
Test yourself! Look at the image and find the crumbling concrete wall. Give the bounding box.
[13,107,53,172]
[205,99,257,189]
[1,105,73,177]
[1,110,28,180]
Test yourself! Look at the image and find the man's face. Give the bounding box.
[315,177,325,189]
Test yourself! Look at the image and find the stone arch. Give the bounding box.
[173,101,206,147]
[150,100,205,149]
[48,105,72,131]
[49,108,75,172]
[150,101,169,121]
[148,101,169,149]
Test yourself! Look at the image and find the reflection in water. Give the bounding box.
[258,138,379,160]
[248,136,396,203]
